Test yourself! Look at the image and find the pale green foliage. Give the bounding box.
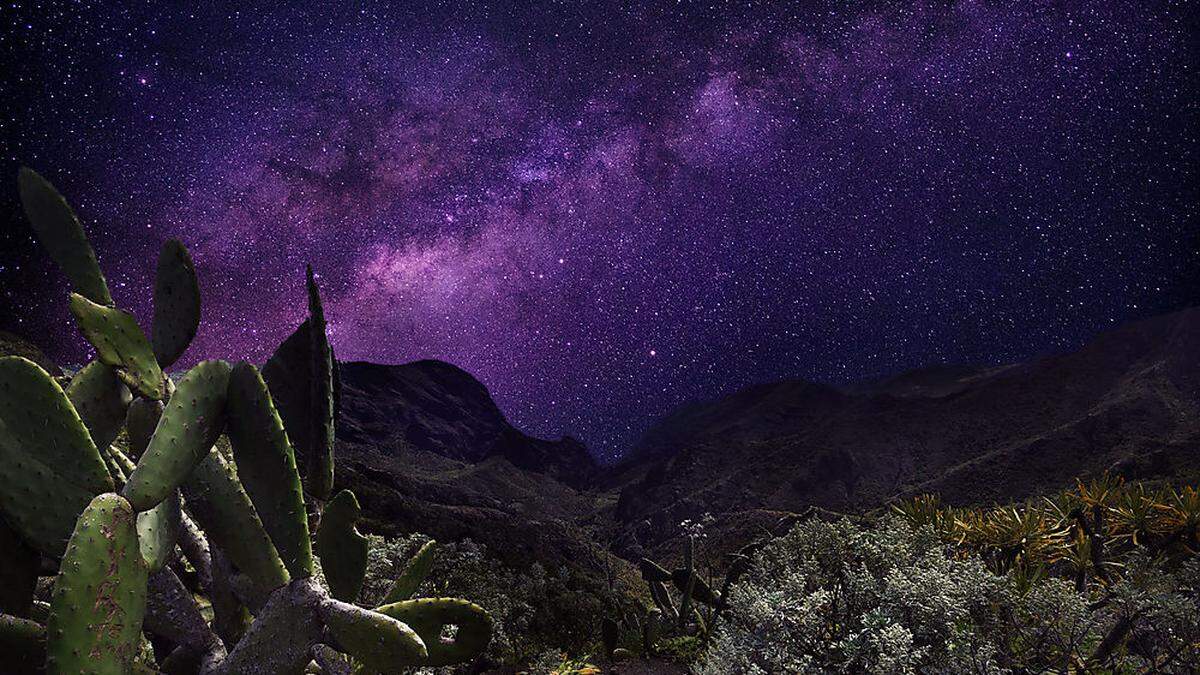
[701,516,1200,673]
[358,533,432,608]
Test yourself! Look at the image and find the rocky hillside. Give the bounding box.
[609,308,1200,557]
[338,359,595,487]
[330,358,614,572]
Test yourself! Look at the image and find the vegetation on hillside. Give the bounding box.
[700,478,1200,673]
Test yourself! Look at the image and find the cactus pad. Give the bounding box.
[0,613,45,674]
[671,568,720,606]
[151,239,201,368]
[319,598,427,670]
[0,357,114,556]
[67,361,133,451]
[226,361,313,578]
[137,489,180,573]
[306,265,336,500]
[374,598,493,667]
[262,318,315,475]
[68,293,164,400]
[46,493,148,675]
[17,167,113,305]
[382,539,437,604]
[314,489,368,602]
[182,452,290,593]
[124,398,164,459]
[638,557,672,583]
[122,360,230,511]
[101,447,129,487]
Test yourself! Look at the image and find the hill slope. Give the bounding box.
[609,308,1200,555]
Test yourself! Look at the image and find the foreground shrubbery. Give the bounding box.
[702,478,1200,673]
[358,534,619,670]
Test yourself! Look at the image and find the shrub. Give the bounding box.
[701,516,1200,673]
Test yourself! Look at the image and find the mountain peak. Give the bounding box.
[337,358,596,485]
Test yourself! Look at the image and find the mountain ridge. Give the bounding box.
[607,307,1200,558]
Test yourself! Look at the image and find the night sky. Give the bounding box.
[1,2,1196,460]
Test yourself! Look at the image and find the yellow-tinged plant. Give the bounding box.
[893,474,1200,587]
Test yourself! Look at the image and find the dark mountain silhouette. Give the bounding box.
[608,308,1200,557]
[337,359,595,486]
[329,358,613,577]
[0,329,61,375]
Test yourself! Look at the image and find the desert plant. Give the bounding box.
[0,168,492,673]
[893,476,1200,589]
[701,515,1200,673]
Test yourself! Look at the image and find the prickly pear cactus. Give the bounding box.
[68,293,164,400]
[374,598,494,667]
[225,361,312,579]
[383,539,438,604]
[0,612,44,674]
[0,167,494,674]
[306,265,337,501]
[122,359,230,511]
[66,360,133,451]
[0,517,39,617]
[0,356,113,556]
[183,451,291,593]
[17,167,113,305]
[320,599,428,670]
[124,397,164,458]
[151,239,201,369]
[46,493,148,675]
[315,489,369,602]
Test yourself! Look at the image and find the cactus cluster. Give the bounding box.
[0,168,492,674]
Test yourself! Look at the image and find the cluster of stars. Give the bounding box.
[0,1,1195,461]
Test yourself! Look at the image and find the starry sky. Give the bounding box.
[1,1,1196,461]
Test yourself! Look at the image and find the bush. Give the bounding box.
[355,535,613,670]
[701,516,1200,673]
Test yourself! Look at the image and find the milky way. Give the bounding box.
[1,1,1196,460]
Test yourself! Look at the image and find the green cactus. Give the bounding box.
[382,539,438,604]
[262,270,342,502]
[0,356,113,556]
[315,489,369,602]
[225,361,313,578]
[66,360,133,451]
[122,360,230,511]
[261,319,315,474]
[0,168,494,673]
[101,446,129,486]
[374,598,494,667]
[151,239,202,369]
[0,613,45,674]
[182,451,291,594]
[671,566,720,607]
[17,167,113,305]
[137,488,181,573]
[320,598,428,669]
[69,293,165,400]
[124,397,164,458]
[306,265,337,501]
[638,557,672,583]
[46,493,148,675]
